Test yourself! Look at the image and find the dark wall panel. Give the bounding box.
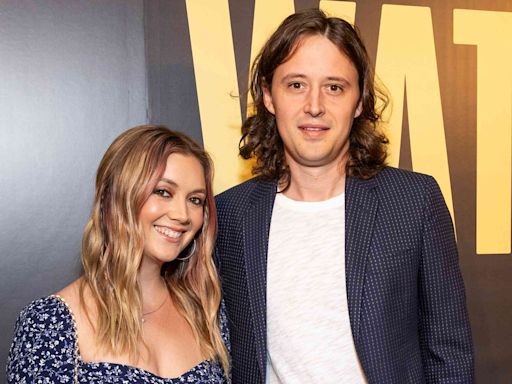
[144,0,202,144]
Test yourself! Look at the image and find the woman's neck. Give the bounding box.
[138,258,168,310]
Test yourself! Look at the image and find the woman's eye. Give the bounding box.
[328,84,343,92]
[154,189,171,198]
[189,196,205,206]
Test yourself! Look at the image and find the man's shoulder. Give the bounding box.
[372,166,439,200]
[215,176,276,206]
[375,166,435,186]
[215,176,276,231]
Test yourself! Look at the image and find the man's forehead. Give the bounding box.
[279,33,354,68]
[273,34,358,79]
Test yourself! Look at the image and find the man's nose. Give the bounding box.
[303,87,325,117]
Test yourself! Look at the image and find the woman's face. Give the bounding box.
[139,153,206,265]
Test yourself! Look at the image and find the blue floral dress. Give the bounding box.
[7,295,230,383]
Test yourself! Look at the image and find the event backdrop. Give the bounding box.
[145,0,512,382]
[1,0,511,382]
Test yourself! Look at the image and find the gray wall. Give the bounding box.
[0,0,147,376]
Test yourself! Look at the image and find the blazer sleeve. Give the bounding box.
[418,176,474,382]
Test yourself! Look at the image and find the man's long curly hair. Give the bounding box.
[240,8,389,184]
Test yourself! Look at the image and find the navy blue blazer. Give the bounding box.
[215,167,473,384]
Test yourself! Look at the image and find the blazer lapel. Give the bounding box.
[242,178,277,379]
[345,175,379,344]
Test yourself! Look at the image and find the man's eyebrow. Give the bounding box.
[325,76,351,85]
[280,73,307,82]
[280,73,352,85]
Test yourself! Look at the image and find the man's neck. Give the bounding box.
[281,161,346,202]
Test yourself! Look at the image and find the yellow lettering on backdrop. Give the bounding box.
[248,0,295,115]
[186,0,244,193]
[319,1,356,24]
[454,10,512,254]
[375,5,455,228]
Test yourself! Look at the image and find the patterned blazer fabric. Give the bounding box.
[215,167,474,384]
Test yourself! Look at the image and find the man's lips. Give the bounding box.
[298,124,329,137]
[298,124,329,131]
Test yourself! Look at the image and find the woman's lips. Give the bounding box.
[154,225,183,240]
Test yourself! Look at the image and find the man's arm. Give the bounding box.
[418,176,474,382]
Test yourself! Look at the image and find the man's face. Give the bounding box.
[263,34,362,172]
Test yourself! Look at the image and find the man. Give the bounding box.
[216,9,473,384]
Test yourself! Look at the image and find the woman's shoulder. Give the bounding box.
[10,294,77,350]
[17,279,81,335]
[16,295,73,330]
[7,295,78,382]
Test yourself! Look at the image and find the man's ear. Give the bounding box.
[262,83,276,115]
[355,99,363,118]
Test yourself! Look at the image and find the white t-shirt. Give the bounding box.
[266,192,367,383]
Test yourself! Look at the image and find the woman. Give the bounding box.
[7,125,230,383]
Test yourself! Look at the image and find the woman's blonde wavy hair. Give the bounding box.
[80,125,229,374]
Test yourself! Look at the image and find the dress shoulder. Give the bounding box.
[6,296,78,383]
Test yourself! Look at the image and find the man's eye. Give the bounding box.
[154,189,171,198]
[289,82,303,89]
[189,197,205,206]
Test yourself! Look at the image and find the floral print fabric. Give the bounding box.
[7,296,230,383]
